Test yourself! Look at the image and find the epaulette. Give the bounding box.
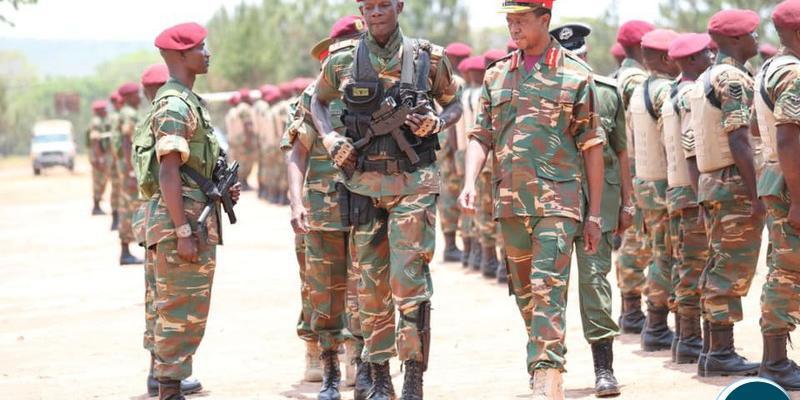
[329,38,359,55]
[488,52,515,71]
[563,50,593,72]
[594,74,619,89]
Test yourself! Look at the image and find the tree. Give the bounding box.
[658,0,779,43]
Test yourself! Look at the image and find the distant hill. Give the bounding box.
[0,38,153,77]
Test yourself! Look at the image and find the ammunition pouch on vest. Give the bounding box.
[341,36,439,175]
[336,182,387,227]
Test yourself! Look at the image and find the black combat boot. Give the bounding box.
[120,244,144,265]
[354,358,372,400]
[147,354,203,396]
[468,242,482,271]
[480,246,498,279]
[698,319,710,377]
[400,360,424,400]
[367,361,395,400]
[641,307,674,352]
[676,314,703,364]
[92,200,104,215]
[618,295,645,334]
[110,209,119,231]
[158,379,184,400]
[759,334,800,391]
[496,256,508,284]
[442,232,463,263]
[461,237,472,268]
[318,350,341,400]
[704,323,759,377]
[591,339,620,397]
[671,314,680,362]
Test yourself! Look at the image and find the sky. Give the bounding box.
[0,0,661,42]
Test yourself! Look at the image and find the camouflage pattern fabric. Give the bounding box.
[305,231,351,351]
[143,247,156,352]
[271,99,292,197]
[253,99,274,194]
[670,206,708,318]
[501,216,579,372]
[116,104,142,244]
[231,102,258,184]
[346,234,364,360]
[475,166,498,248]
[88,115,112,203]
[469,39,603,372]
[107,110,122,211]
[436,141,461,235]
[352,193,436,364]
[295,233,316,342]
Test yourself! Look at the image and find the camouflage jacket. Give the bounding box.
[315,28,460,198]
[592,75,626,232]
[88,115,112,157]
[113,104,139,175]
[469,39,604,222]
[698,52,755,204]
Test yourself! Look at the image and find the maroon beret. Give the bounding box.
[668,33,712,59]
[91,100,108,112]
[110,91,122,103]
[445,42,473,58]
[458,56,486,73]
[140,64,169,86]
[331,15,366,40]
[611,42,625,58]
[708,9,760,37]
[759,43,779,58]
[773,0,800,30]
[483,49,508,64]
[238,88,252,100]
[155,22,208,51]
[617,20,655,47]
[278,82,296,96]
[228,92,241,106]
[117,82,140,96]
[641,29,679,52]
[260,84,281,103]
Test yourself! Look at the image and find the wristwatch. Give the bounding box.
[587,215,603,227]
[176,223,193,239]
[622,204,636,216]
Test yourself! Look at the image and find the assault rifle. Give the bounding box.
[195,158,239,242]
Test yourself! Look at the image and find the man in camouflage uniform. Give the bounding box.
[614,20,655,335]
[254,84,280,200]
[113,82,145,266]
[285,16,371,400]
[311,0,462,397]
[232,88,257,191]
[754,1,800,390]
[687,9,764,377]
[662,33,713,365]
[460,1,605,397]
[144,22,240,400]
[109,91,124,231]
[271,83,295,205]
[87,100,112,215]
[553,22,631,397]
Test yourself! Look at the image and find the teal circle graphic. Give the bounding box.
[716,378,790,400]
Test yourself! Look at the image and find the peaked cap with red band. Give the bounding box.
[155,22,208,51]
[140,64,169,86]
[708,9,760,37]
[668,33,712,59]
[499,0,554,13]
[617,20,655,47]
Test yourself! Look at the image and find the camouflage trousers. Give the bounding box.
[615,206,651,296]
[152,239,216,380]
[295,234,317,342]
[576,231,620,343]
[144,247,156,352]
[643,208,673,310]
[702,200,764,324]
[670,207,708,318]
[500,216,579,372]
[118,175,141,244]
[437,156,461,235]
[91,156,111,203]
[475,171,498,248]
[353,193,435,364]
[760,196,800,335]
[109,158,121,211]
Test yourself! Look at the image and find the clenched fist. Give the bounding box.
[322,132,357,170]
[406,111,444,138]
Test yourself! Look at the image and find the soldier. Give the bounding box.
[311,0,463,397]
[271,82,296,205]
[614,20,655,335]
[662,33,714,365]
[687,9,764,377]
[133,63,204,398]
[552,22,631,397]
[611,42,625,71]
[109,91,124,231]
[255,84,280,200]
[754,0,800,390]
[113,82,145,265]
[759,43,779,62]
[143,22,241,400]
[233,88,257,191]
[287,15,371,400]
[459,1,605,397]
[438,42,471,263]
[87,100,112,215]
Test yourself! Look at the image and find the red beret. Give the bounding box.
[708,9,760,37]
[458,56,486,73]
[238,88,252,100]
[110,91,122,103]
[228,92,241,106]
[445,42,473,58]
[759,43,779,57]
[154,22,208,51]
[140,64,169,86]
[331,15,366,40]
[117,82,140,96]
[260,84,281,103]
[611,42,625,58]
[668,33,711,59]
[617,20,655,47]
[641,29,679,52]
[483,49,508,64]
[278,82,296,96]
[507,38,519,51]
[773,0,800,30]
[91,100,108,111]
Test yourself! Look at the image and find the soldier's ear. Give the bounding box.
[396,0,404,14]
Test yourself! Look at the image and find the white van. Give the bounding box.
[30,119,76,175]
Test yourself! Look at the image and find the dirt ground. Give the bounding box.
[0,156,798,400]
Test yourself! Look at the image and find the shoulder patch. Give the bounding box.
[329,38,359,54]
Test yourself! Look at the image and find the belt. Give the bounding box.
[360,149,436,175]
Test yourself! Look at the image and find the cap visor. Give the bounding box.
[498,6,536,14]
[310,37,333,60]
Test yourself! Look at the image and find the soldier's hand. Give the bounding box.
[322,132,357,171]
[458,185,477,214]
[406,111,444,138]
[751,198,767,221]
[583,219,602,255]
[177,236,199,263]
[290,204,309,234]
[788,202,800,230]
[229,182,242,205]
[616,205,633,234]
